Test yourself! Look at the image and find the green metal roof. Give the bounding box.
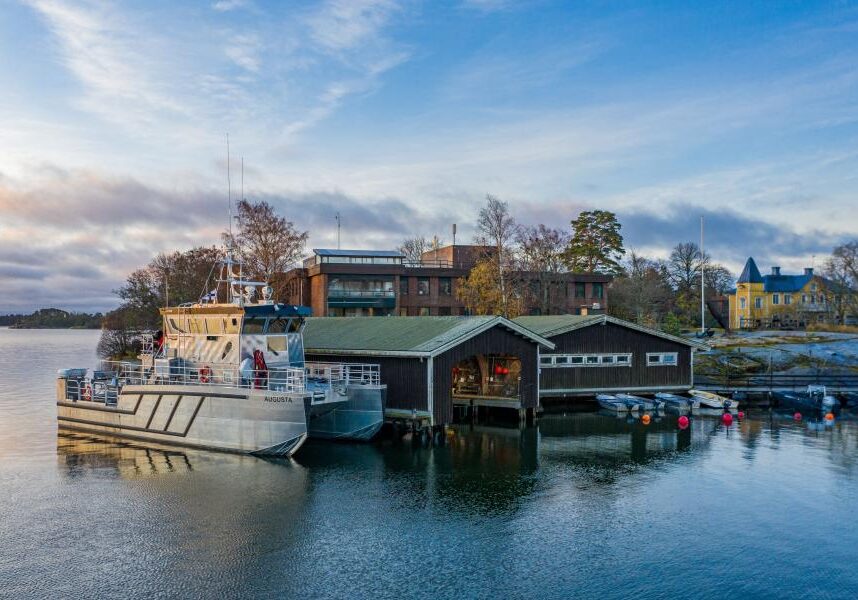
[513,315,604,338]
[303,316,554,357]
[512,315,709,350]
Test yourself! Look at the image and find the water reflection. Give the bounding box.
[57,432,197,478]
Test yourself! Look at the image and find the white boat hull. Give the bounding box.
[57,384,311,456]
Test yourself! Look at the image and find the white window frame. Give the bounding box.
[772,293,780,305]
[539,353,633,368]
[647,352,678,367]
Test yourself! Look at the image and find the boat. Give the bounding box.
[597,394,629,413]
[56,258,387,456]
[655,392,700,413]
[773,385,839,414]
[689,390,738,410]
[616,393,660,411]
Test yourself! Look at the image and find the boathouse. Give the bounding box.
[513,315,709,398]
[302,316,554,426]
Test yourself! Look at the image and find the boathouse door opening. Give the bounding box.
[451,354,522,408]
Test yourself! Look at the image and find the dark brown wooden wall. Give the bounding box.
[432,327,540,424]
[539,322,692,394]
[303,353,428,414]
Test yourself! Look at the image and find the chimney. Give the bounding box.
[804,267,814,276]
[772,266,781,276]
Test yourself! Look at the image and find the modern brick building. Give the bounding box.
[279,245,611,317]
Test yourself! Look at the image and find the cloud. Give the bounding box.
[212,0,249,12]
[305,0,401,54]
[225,34,262,73]
[26,0,186,129]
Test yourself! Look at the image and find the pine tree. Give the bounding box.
[563,210,625,275]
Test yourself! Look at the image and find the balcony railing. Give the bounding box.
[327,289,395,298]
[403,259,456,269]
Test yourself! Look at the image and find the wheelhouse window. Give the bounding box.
[267,336,287,354]
[647,352,678,366]
[242,317,266,334]
[266,318,291,334]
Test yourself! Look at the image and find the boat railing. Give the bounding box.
[95,361,306,394]
[304,362,381,386]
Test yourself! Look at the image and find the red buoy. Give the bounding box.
[825,412,835,422]
[794,412,802,421]
[737,411,745,420]
[678,415,690,429]
[722,413,733,426]
[641,414,651,425]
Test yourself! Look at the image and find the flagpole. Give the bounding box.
[700,215,705,335]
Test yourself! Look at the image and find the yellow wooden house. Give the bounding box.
[727,257,840,329]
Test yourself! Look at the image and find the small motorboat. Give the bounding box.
[616,393,658,411]
[656,392,700,413]
[774,385,839,414]
[689,390,738,410]
[597,394,629,412]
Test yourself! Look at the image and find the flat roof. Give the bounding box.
[513,315,709,350]
[313,249,404,258]
[303,316,555,357]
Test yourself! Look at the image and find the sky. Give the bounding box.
[1,0,858,312]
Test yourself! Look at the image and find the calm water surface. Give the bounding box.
[1,328,858,599]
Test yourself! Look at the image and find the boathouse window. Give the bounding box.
[647,352,678,366]
[574,282,586,298]
[772,294,780,305]
[242,317,265,334]
[439,277,452,296]
[417,277,430,296]
[592,283,603,298]
[540,353,632,367]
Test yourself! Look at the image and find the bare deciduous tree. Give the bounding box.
[517,224,569,314]
[223,199,309,282]
[399,236,429,263]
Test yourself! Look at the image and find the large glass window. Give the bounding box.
[417,277,430,296]
[439,277,452,296]
[328,276,394,297]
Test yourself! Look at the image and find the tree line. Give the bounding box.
[0,308,103,329]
